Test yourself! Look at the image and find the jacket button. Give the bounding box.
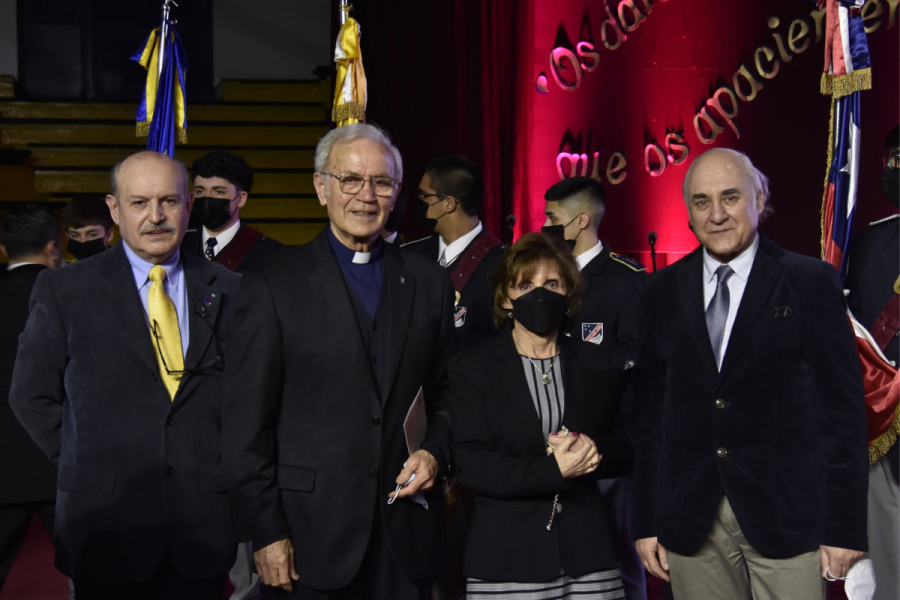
[556,503,563,514]
[368,468,378,478]
[166,418,175,426]
[716,448,727,458]
[151,373,158,381]
[166,467,175,475]
[372,356,379,364]
[715,399,725,409]
[371,416,381,425]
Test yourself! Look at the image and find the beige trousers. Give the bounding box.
[666,496,825,600]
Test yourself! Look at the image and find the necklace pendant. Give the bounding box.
[542,373,550,385]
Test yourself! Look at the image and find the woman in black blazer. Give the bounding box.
[450,233,633,599]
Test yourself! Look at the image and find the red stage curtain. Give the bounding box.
[351,0,533,244]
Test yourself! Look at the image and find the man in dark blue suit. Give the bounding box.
[10,151,240,600]
[631,148,868,599]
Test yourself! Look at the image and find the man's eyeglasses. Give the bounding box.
[417,190,449,203]
[151,310,222,376]
[884,150,900,170]
[320,172,398,197]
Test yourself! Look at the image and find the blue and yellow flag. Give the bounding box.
[132,26,189,156]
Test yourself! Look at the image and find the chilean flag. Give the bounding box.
[820,0,871,282]
[820,1,898,461]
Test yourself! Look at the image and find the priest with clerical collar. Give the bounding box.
[223,123,456,600]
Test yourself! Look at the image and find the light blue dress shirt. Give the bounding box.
[122,243,190,358]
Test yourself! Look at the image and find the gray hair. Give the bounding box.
[683,148,773,222]
[109,151,190,202]
[314,123,403,182]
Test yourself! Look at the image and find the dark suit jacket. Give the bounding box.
[181,223,285,274]
[222,227,456,590]
[572,245,645,369]
[451,329,631,582]
[402,230,505,352]
[0,265,58,504]
[846,214,899,365]
[9,244,240,582]
[631,234,869,557]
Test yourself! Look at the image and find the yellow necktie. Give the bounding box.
[148,265,184,401]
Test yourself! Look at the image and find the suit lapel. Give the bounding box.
[558,337,580,427]
[380,244,414,402]
[181,253,222,374]
[675,249,718,375]
[580,245,610,295]
[718,236,785,381]
[307,231,376,386]
[97,245,159,375]
[496,330,547,449]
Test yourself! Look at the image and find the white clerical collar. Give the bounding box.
[439,221,483,266]
[575,241,604,271]
[703,234,759,284]
[202,218,241,254]
[352,251,372,264]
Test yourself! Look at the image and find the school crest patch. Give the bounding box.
[582,323,603,345]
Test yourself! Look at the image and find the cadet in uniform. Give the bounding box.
[404,156,505,352]
[844,124,899,600]
[543,176,647,600]
[182,151,284,274]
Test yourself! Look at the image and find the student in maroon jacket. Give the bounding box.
[182,151,284,273]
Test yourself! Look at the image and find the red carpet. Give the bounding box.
[0,516,848,600]
[0,516,68,600]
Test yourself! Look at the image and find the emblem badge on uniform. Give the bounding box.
[582,323,603,345]
[454,306,467,328]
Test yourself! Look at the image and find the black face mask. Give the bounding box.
[194,195,237,231]
[541,213,581,251]
[881,165,899,208]
[67,237,106,260]
[415,199,448,232]
[510,286,568,335]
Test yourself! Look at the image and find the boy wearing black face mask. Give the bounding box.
[403,155,505,352]
[64,194,115,261]
[181,151,284,273]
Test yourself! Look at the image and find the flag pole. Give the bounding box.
[158,0,179,80]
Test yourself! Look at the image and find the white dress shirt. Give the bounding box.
[438,221,483,266]
[202,219,241,258]
[702,234,759,369]
[6,261,42,271]
[575,241,604,271]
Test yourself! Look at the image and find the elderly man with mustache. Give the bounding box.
[10,151,241,600]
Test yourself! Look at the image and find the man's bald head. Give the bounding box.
[110,151,190,203]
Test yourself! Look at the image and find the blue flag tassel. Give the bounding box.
[132,27,189,157]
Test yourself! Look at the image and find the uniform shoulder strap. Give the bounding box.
[609,252,647,272]
[215,226,265,272]
[450,232,504,293]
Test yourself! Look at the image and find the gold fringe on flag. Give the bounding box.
[870,404,900,465]
[333,17,367,128]
[820,68,873,98]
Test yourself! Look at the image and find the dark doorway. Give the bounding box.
[17,0,213,101]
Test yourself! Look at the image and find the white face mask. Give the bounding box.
[824,558,876,600]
